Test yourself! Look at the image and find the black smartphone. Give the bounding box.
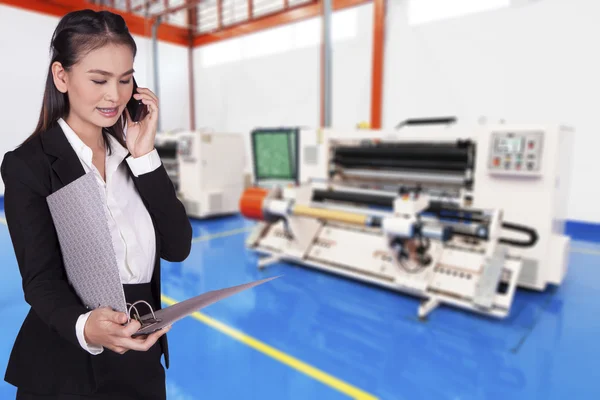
[126,77,148,122]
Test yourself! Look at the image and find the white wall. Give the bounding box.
[0,4,190,193]
[382,0,600,223]
[193,4,373,171]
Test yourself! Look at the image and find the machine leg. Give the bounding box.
[258,255,282,270]
[418,297,440,320]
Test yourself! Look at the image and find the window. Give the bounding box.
[409,0,511,25]
[201,7,358,66]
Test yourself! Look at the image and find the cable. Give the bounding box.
[500,222,539,248]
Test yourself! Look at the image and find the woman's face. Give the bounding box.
[54,43,135,132]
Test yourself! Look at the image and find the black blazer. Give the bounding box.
[1,123,192,394]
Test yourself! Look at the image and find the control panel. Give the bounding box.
[488,131,544,175]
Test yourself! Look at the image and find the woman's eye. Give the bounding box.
[92,80,106,85]
[120,79,131,84]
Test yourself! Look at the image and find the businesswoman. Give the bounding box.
[1,9,192,399]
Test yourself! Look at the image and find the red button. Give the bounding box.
[494,157,500,166]
[528,141,534,149]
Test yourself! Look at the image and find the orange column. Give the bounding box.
[370,0,386,129]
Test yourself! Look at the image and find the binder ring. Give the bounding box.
[126,300,157,323]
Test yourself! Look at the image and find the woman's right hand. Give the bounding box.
[83,307,171,354]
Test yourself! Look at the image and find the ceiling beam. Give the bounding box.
[193,0,370,47]
[0,0,190,46]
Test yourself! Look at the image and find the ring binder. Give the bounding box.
[127,300,161,328]
[46,171,280,337]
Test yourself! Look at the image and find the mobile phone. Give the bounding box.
[126,77,148,122]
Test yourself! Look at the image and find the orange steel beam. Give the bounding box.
[194,0,370,47]
[0,0,189,46]
[370,0,385,129]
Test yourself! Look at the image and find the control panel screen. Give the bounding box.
[494,137,523,153]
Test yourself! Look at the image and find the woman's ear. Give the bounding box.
[51,61,68,93]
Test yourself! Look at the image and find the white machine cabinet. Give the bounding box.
[177,131,246,219]
[471,124,574,290]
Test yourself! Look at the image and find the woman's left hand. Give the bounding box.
[125,86,159,158]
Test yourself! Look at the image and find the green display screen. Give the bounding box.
[252,129,297,182]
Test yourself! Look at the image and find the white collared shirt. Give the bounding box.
[57,118,162,355]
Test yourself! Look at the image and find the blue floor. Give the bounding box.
[0,210,599,399]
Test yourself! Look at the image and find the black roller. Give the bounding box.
[312,190,465,211]
[334,143,470,162]
[312,190,394,208]
[426,204,488,224]
[333,155,469,172]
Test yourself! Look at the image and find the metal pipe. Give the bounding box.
[322,0,332,127]
[339,169,467,185]
[152,16,162,132]
[188,45,195,130]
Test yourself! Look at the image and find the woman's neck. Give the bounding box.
[65,114,105,152]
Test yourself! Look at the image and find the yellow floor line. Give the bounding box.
[161,294,378,400]
[191,226,254,243]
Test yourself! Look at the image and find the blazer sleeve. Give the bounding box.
[131,162,192,262]
[1,151,89,348]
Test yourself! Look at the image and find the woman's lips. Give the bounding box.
[97,107,119,118]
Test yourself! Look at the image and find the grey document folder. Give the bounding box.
[46,171,278,336]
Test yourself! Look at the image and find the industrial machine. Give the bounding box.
[156,130,246,219]
[177,130,246,218]
[154,131,181,191]
[240,122,574,318]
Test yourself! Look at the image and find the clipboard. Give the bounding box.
[46,171,278,336]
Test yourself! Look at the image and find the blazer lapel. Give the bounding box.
[40,124,87,188]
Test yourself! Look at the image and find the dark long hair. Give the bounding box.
[25,9,137,152]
